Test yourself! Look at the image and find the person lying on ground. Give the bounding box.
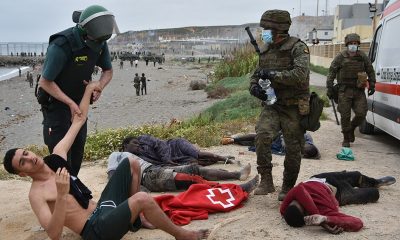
[107,149,252,192]
[280,171,395,234]
[2,83,209,240]
[221,131,320,159]
[121,135,238,166]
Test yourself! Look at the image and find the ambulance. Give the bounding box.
[362,0,400,140]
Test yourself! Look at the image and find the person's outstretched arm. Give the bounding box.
[52,83,101,160]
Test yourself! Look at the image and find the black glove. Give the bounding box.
[250,85,267,101]
[327,87,334,99]
[368,87,375,96]
[258,69,277,80]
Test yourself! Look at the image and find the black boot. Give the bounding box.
[342,132,350,147]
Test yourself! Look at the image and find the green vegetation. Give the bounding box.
[310,64,329,76]
[213,46,258,80]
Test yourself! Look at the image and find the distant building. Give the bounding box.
[332,3,384,43]
[306,27,334,44]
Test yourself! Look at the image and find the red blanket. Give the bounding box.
[154,183,248,225]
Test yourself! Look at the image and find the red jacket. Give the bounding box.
[280,181,363,232]
[155,183,248,225]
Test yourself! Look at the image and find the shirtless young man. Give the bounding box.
[3,82,209,240]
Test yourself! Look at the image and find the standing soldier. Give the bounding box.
[249,10,310,201]
[133,73,140,96]
[140,73,147,95]
[326,33,376,147]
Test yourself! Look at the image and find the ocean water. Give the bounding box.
[0,66,30,81]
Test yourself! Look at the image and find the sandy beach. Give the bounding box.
[1,59,400,239]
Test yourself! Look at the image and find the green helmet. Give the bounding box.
[260,10,291,31]
[78,5,120,41]
[345,33,360,46]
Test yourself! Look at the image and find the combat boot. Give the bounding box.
[254,171,275,195]
[342,132,350,147]
[278,175,297,201]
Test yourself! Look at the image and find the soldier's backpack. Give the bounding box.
[300,92,324,132]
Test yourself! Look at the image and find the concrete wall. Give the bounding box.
[310,55,333,68]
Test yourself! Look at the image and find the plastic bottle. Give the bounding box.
[258,79,277,105]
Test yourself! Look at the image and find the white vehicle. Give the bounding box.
[362,0,400,140]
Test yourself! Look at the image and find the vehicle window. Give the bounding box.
[369,25,382,63]
[376,15,400,67]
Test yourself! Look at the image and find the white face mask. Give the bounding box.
[348,44,358,53]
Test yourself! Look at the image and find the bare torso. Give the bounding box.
[29,175,97,235]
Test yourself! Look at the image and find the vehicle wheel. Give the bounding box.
[359,118,374,134]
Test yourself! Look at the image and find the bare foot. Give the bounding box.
[176,229,210,240]
[239,163,251,181]
[140,213,156,229]
[239,175,259,193]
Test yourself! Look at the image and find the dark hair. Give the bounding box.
[120,136,137,151]
[303,144,318,158]
[283,204,305,227]
[3,148,19,174]
[142,73,145,76]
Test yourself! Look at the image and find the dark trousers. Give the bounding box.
[312,171,380,206]
[141,85,147,95]
[42,106,87,176]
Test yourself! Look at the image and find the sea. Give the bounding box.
[0,42,47,81]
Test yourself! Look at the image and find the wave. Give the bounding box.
[0,66,30,81]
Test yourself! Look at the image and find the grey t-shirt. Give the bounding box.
[107,152,152,177]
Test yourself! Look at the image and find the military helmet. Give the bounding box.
[260,10,291,31]
[345,33,360,46]
[78,5,120,41]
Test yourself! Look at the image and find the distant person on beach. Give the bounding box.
[120,60,124,69]
[140,73,147,95]
[2,83,209,240]
[119,135,239,166]
[135,59,139,68]
[280,171,395,234]
[38,5,118,175]
[130,59,133,67]
[107,150,253,192]
[28,72,34,88]
[133,73,140,96]
[18,67,21,77]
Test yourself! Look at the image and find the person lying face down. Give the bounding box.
[280,171,395,234]
[121,135,238,166]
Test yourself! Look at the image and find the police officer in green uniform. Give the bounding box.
[326,33,376,147]
[38,5,119,175]
[249,10,310,201]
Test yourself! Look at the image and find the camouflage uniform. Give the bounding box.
[249,10,310,199]
[327,33,376,147]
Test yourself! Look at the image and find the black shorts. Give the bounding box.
[81,158,142,240]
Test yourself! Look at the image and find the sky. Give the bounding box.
[0,0,385,42]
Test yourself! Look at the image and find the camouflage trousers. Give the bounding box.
[141,164,200,192]
[337,87,367,133]
[255,104,305,187]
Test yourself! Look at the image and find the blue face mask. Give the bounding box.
[261,30,273,44]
